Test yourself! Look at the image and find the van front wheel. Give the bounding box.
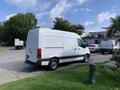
[83,55,90,63]
[48,58,59,70]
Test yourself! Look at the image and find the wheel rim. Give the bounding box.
[51,62,57,69]
[85,56,89,62]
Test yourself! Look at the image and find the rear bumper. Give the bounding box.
[25,60,37,65]
[25,60,49,66]
[100,49,112,52]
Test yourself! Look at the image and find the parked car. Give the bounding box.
[25,28,90,70]
[100,39,120,54]
[87,44,100,52]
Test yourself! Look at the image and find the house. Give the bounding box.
[83,31,107,45]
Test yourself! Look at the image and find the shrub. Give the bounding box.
[111,49,120,67]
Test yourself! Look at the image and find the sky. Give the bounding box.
[0,0,120,32]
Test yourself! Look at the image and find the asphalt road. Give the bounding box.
[0,47,112,84]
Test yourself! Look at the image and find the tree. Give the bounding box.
[53,18,85,35]
[107,16,120,67]
[0,23,5,42]
[107,16,120,42]
[3,13,37,45]
[71,24,84,35]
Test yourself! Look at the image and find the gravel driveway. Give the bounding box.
[0,47,112,84]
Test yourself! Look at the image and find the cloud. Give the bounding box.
[84,21,94,26]
[77,0,89,5]
[95,11,117,25]
[97,11,116,23]
[5,13,17,20]
[85,11,117,32]
[80,8,92,12]
[50,0,72,20]
[33,1,52,12]
[5,0,37,9]
[85,8,92,12]
[36,12,49,19]
[35,0,90,27]
[49,0,90,19]
[71,8,79,14]
[5,0,90,22]
[39,2,51,11]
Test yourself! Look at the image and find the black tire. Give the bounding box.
[83,54,90,63]
[110,50,113,54]
[48,58,59,70]
[102,51,105,54]
[15,46,18,50]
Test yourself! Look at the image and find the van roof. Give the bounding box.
[37,28,80,37]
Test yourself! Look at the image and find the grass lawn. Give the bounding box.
[0,64,120,90]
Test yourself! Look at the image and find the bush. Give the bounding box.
[111,49,120,67]
[2,13,37,45]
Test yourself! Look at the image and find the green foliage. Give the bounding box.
[53,18,85,35]
[3,13,37,45]
[107,16,120,67]
[0,23,5,42]
[107,16,120,39]
[111,50,120,67]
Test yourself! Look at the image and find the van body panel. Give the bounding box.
[41,30,63,59]
[26,29,39,63]
[26,28,90,66]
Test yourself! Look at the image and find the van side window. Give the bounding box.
[78,39,85,47]
[78,39,82,47]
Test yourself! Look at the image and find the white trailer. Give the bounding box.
[25,28,90,70]
[14,38,24,49]
[100,39,120,54]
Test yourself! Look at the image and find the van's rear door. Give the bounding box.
[26,30,38,63]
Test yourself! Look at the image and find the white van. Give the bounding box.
[100,39,120,54]
[26,28,90,70]
[14,38,24,49]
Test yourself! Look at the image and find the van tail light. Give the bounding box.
[37,48,42,60]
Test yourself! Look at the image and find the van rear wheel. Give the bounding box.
[48,58,59,70]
